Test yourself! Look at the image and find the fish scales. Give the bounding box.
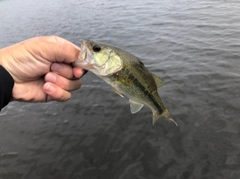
[74,40,177,125]
[107,64,164,115]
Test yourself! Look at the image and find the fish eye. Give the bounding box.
[93,45,101,52]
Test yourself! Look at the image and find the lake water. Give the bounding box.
[1,0,240,178]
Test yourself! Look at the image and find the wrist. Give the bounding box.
[0,48,16,82]
[0,48,3,66]
[0,48,9,70]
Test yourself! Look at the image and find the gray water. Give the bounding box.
[1,0,240,178]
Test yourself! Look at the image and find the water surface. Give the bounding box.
[1,0,240,178]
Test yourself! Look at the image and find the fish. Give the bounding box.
[73,40,177,125]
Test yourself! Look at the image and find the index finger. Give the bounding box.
[26,36,81,64]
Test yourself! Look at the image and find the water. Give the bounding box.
[1,0,240,178]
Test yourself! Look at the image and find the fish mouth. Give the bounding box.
[80,40,88,61]
[73,40,93,69]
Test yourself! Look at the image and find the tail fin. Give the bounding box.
[152,108,178,126]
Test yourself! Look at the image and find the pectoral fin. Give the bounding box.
[152,74,164,88]
[129,99,144,114]
[111,87,124,98]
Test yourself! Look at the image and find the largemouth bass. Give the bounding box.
[74,40,177,125]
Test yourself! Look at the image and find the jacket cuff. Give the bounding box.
[0,65,14,110]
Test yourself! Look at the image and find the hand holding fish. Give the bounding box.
[0,36,85,102]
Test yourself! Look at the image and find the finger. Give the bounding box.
[26,36,81,64]
[51,63,75,79]
[45,72,82,91]
[51,63,86,79]
[73,67,87,78]
[43,82,71,102]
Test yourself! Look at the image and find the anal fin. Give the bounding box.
[129,99,144,114]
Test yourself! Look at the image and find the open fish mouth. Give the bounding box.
[80,40,88,61]
[74,40,93,68]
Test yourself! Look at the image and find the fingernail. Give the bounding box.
[46,73,57,83]
[45,84,55,93]
[51,63,62,72]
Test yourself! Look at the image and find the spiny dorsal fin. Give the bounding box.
[152,74,164,88]
[129,99,144,114]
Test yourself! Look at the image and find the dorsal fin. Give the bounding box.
[152,74,164,88]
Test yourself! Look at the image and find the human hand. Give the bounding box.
[0,36,85,102]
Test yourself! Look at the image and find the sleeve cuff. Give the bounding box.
[0,65,14,110]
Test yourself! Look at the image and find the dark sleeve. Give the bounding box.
[0,65,14,111]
